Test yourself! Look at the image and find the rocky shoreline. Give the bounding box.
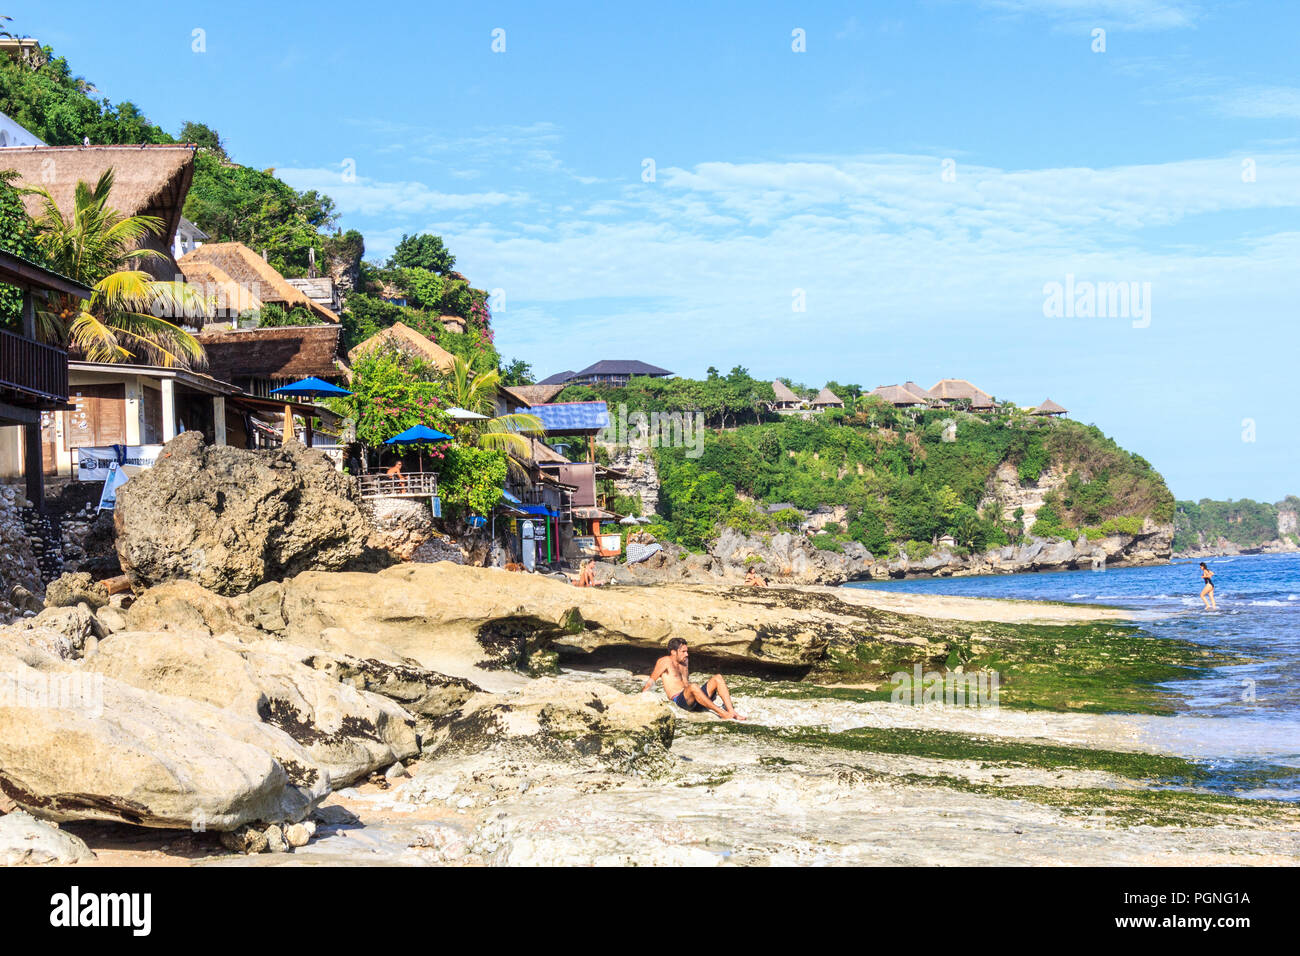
[0,438,1281,867]
[599,521,1173,589]
[2,560,1292,866]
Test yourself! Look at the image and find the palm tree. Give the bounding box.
[443,356,544,457]
[27,169,208,366]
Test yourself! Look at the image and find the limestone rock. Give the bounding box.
[284,821,314,847]
[0,811,95,866]
[86,631,419,787]
[114,431,371,596]
[0,653,321,830]
[44,572,109,610]
[419,678,676,777]
[1,604,102,660]
[277,562,844,673]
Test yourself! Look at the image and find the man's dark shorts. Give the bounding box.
[673,682,717,712]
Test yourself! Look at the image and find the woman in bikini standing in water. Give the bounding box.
[1199,562,1217,610]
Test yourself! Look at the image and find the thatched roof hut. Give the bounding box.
[929,378,995,409]
[2,144,196,280]
[1031,398,1068,417]
[901,381,940,404]
[197,325,342,384]
[811,386,844,408]
[175,260,261,317]
[180,243,339,323]
[347,321,456,373]
[771,380,803,406]
[870,384,931,407]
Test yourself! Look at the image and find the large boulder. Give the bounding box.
[85,631,420,787]
[113,432,370,595]
[0,811,95,866]
[273,563,892,674]
[0,651,326,830]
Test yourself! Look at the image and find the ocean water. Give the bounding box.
[849,552,1300,799]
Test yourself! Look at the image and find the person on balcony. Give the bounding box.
[385,457,407,491]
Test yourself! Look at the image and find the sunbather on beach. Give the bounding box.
[744,567,767,587]
[572,559,602,587]
[640,637,744,720]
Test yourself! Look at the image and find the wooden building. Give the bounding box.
[0,250,93,505]
[197,325,342,398]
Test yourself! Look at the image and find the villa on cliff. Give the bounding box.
[538,360,673,388]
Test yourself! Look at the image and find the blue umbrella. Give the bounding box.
[384,424,454,444]
[269,378,352,442]
[270,377,353,398]
[384,424,454,472]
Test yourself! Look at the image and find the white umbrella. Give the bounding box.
[619,515,640,525]
[446,407,489,421]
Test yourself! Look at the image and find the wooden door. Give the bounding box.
[64,384,127,448]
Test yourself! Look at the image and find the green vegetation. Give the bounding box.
[0,171,45,330]
[0,37,508,377]
[255,303,321,328]
[1173,496,1297,553]
[726,615,1231,715]
[328,346,454,450]
[0,45,171,145]
[691,720,1205,782]
[183,151,340,279]
[26,169,206,365]
[606,380,1174,553]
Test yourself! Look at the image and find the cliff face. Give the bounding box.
[1173,498,1300,558]
[610,441,1172,584]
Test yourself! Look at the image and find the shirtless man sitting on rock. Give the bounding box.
[640,638,744,720]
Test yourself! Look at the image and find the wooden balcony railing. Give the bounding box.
[358,471,439,499]
[0,329,68,404]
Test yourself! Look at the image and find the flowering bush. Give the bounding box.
[329,345,453,451]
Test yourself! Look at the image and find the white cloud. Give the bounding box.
[1215,85,1300,119]
[275,166,525,217]
[977,0,1200,30]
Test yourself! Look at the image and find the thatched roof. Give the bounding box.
[929,378,994,407]
[771,380,802,404]
[870,384,930,407]
[2,144,196,280]
[347,321,456,373]
[1031,398,1068,416]
[507,383,567,406]
[439,313,466,332]
[811,386,844,407]
[180,243,340,323]
[176,260,261,315]
[901,381,940,404]
[197,325,341,382]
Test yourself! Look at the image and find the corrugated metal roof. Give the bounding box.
[526,401,609,432]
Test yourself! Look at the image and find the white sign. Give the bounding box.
[97,462,130,511]
[76,444,164,481]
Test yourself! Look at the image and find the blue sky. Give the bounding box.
[12,0,1300,501]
